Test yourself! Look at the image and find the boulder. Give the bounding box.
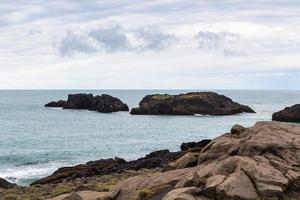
[272,104,300,122]
[167,153,199,170]
[45,93,129,113]
[0,177,16,189]
[230,124,246,135]
[215,170,258,200]
[161,187,204,200]
[45,100,67,107]
[130,92,255,115]
[48,191,111,200]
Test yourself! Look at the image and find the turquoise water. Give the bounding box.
[0,90,300,185]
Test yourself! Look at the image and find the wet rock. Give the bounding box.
[32,158,127,185]
[0,177,16,189]
[272,104,300,122]
[130,92,255,115]
[32,150,179,185]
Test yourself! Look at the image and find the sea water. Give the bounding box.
[0,90,299,185]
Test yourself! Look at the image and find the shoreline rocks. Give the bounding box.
[45,93,129,113]
[2,121,300,200]
[272,104,300,122]
[130,92,255,115]
[31,142,210,185]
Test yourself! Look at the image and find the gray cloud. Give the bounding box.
[56,26,176,56]
[135,28,176,51]
[57,31,97,56]
[196,31,241,56]
[89,26,130,52]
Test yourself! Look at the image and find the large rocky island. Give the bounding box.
[1,121,300,200]
[273,104,300,122]
[45,93,129,113]
[130,92,255,115]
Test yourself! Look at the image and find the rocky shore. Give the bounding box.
[1,121,300,200]
[45,93,129,113]
[130,92,255,115]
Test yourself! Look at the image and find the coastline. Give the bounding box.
[2,121,300,200]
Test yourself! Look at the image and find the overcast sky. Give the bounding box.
[1,0,300,89]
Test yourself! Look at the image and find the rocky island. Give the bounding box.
[1,121,300,200]
[130,92,255,115]
[273,104,300,122]
[45,93,129,113]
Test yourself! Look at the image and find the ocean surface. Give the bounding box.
[0,90,300,185]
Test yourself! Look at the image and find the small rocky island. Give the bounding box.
[131,92,255,115]
[2,121,300,200]
[272,104,300,122]
[45,93,129,113]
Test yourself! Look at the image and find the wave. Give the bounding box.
[0,161,70,185]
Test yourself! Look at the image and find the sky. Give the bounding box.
[0,0,300,89]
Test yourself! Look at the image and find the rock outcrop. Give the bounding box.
[45,93,129,113]
[272,104,300,122]
[0,178,16,189]
[130,92,255,115]
[110,121,300,200]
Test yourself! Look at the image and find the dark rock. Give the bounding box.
[272,104,300,122]
[130,92,255,116]
[31,150,180,185]
[0,177,16,189]
[126,150,181,171]
[64,93,94,110]
[180,139,212,151]
[45,93,129,113]
[31,158,127,185]
[45,100,67,107]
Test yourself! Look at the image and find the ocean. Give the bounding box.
[0,90,299,185]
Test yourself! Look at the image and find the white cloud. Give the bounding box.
[1,0,300,89]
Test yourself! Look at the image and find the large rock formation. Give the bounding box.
[130,92,255,115]
[109,121,300,200]
[272,104,300,122]
[45,93,129,113]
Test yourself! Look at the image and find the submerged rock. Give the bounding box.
[272,104,300,122]
[0,177,16,189]
[45,93,129,113]
[130,92,255,115]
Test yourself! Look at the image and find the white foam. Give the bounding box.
[0,162,69,185]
